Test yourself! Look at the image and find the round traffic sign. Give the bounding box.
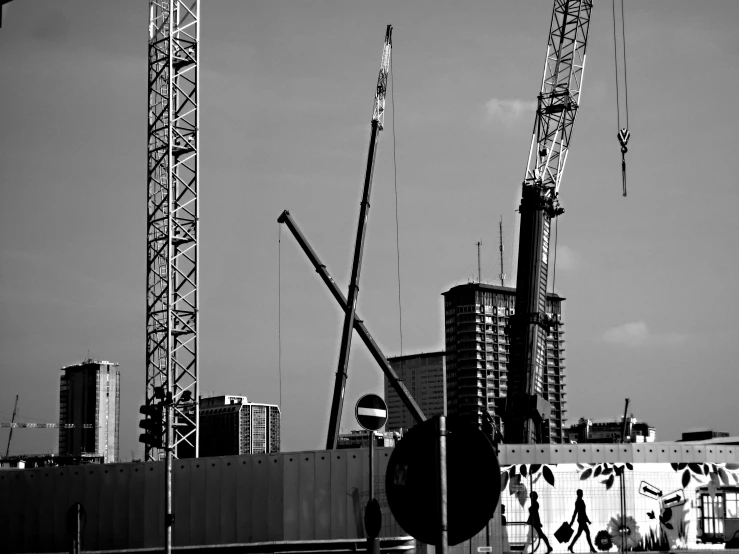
[355,394,388,431]
[385,416,501,546]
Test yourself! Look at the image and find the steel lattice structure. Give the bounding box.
[146,0,199,461]
[524,0,592,195]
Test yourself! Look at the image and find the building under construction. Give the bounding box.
[58,359,121,463]
[443,283,566,443]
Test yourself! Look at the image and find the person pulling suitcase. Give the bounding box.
[568,490,596,553]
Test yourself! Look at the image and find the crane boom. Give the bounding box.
[326,25,393,450]
[505,0,593,444]
[4,394,18,457]
[278,210,426,425]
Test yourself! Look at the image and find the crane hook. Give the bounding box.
[618,128,630,197]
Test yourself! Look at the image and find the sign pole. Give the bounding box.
[367,430,379,554]
[438,415,448,554]
[356,393,386,553]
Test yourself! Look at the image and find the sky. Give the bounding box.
[0,1,737,460]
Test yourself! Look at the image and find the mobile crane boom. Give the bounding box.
[326,25,393,450]
[278,210,426,425]
[505,0,593,444]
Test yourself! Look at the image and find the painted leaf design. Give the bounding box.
[530,464,541,475]
[625,463,633,470]
[577,463,585,470]
[602,466,612,476]
[733,473,739,484]
[517,482,529,507]
[580,468,593,480]
[661,508,673,522]
[718,467,730,486]
[664,523,673,530]
[533,473,541,484]
[501,471,510,492]
[677,463,687,470]
[682,469,691,488]
[510,465,517,478]
[689,463,704,475]
[543,465,555,487]
[712,463,719,474]
[671,463,680,471]
[604,474,615,490]
[594,465,602,477]
[703,463,710,475]
[509,474,521,495]
[725,463,739,470]
[520,464,528,478]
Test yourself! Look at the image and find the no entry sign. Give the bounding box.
[355,394,388,431]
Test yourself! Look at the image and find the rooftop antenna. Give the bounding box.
[476,241,482,283]
[498,217,506,287]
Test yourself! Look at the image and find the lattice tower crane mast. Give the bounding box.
[505,0,592,444]
[146,0,200,461]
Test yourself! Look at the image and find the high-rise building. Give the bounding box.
[385,351,446,432]
[198,395,280,457]
[58,359,121,463]
[442,283,566,443]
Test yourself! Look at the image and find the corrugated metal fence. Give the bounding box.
[0,448,404,553]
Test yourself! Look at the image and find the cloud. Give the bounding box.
[602,321,687,347]
[485,98,536,124]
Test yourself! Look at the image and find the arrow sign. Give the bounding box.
[662,489,686,508]
[355,394,388,432]
[639,481,663,500]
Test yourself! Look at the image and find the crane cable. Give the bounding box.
[612,0,630,197]
[390,49,404,359]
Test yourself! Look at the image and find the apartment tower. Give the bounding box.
[443,283,566,443]
[58,359,121,463]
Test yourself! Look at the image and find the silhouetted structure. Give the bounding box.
[58,359,120,463]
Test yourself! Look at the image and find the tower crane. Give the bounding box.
[504,0,593,444]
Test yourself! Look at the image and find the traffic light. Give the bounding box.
[139,404,164,448]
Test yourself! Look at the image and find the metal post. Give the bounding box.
[165,383,173,552]
[76,503,81,554]
[367,431,380,554]
[438,416,448,554]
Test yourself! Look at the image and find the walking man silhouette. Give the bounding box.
[568,489,596,553]
[528,492,553,553]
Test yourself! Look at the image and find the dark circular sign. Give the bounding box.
[355,394,388,431]
[385,416,501,546]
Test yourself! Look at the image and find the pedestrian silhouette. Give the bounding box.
[527,492,553,553]
[568,490,596,553]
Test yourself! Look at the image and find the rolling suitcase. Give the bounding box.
[554,522,574,543]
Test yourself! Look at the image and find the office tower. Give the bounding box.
[385,351,446,432]
[442,283,566,443]
[58,358,121,463]
[198,395,280,456]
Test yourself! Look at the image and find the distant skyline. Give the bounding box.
[1,1,737,458]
